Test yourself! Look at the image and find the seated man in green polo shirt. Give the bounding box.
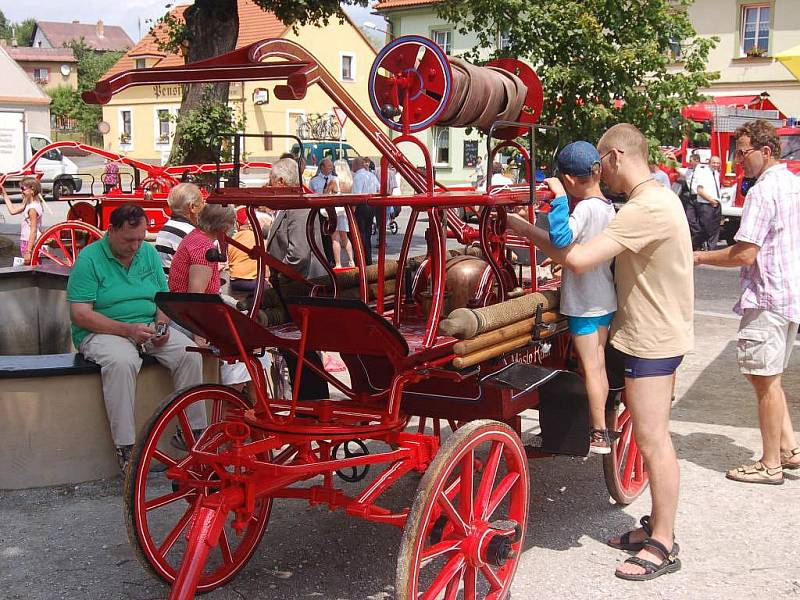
[67,203,205,472]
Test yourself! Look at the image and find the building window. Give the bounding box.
[432,126,449,165]
[498,30,511,52]
[156,109,171,144]
[33,67,49,84]
[741,4,770,56]
[340,53,355,81]
[432,29,452,54]
[120,110,132,144]
[135,58,146,69]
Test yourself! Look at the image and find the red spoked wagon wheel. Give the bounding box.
[603,392,649,505]
[66,200,99,228]
[125,385,272,592]
[396,420,528,600]
[30,221,102,267]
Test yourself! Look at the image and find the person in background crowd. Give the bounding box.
[309,159,337,266]
[67,204,204,472]
[352,156,379,265]
[228,208,265,293]
[490,161,514,186]
[155,183,205,274]
[694,119,800,484]
[679,153,701,239]
[692,155,722,250]
[267,158,329,400]
[2,177,46,265]
[650,163,671,188]
[102,161,120,193]
[331,159,355,269]
[471,156,486,188]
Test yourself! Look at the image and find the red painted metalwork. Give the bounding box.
[29,221,103,267]
[80,35,649,600]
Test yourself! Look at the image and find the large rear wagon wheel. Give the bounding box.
[603,392,649,505]
[396,420,528,600]
[125,385,272,593]
[30,221,102,267]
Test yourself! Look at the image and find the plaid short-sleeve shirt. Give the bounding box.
[734,163,800,322]
[168,229,221,294]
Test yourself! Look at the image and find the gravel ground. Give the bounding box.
[1,310,798,600]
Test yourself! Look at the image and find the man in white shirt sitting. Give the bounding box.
[490,161,514,186]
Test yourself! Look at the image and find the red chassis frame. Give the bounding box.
[83,37,647,600]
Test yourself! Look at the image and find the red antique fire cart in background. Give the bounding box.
[81,35,648,599]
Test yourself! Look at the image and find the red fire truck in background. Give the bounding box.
[673,95,800,244]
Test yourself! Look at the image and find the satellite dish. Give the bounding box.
[97,121,110,134]
[60,64,72,76]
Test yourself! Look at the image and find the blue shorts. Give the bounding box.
[622,353,684,378]
[567,312,615,336]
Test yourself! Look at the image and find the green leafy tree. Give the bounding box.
[147,0,368,164]
[0,11,10,41]
[437,0,719,160]
[12,18,35,46]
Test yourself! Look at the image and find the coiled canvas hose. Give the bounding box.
[440,290,560,339]
[438,57,528,132]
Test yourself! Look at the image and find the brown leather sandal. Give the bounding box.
[725,461,784,485]
[782,447,800,470]
[607,515,652,551]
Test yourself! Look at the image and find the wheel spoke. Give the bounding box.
[145,488,195,512]
[177,410,196,450]
[38,246,67,267]
[53,235,70,262]
[459,449,474,523]
[421,539,462,564]
[157,505,195,556]
[480,563,504,591]
[437,491,468,537]
[421,554,465,600]
[463,565,477,600]
[69,228,77,262]
[211,398,225,423]
[623,435,638,485]
[475,441,503,520]
[444,565,464,600]
[484,472,520,521]
[635,447,646,484]
[153,449,179,468]
[218,528,234,566]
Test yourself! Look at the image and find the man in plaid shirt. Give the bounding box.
[695,119,800,484]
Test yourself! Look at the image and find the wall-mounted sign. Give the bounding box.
[463,140,478,168]
[152,84,182,99]
[252,88,269,105]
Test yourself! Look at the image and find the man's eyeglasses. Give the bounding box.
[600,148,624,162]
[735,147,758,160]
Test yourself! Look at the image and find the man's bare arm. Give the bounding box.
[694,241,758,268]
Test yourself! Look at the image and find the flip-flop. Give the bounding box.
[615,539,681,582]
[607,515,652,551]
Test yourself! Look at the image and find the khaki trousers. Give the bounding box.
[80,330,205,446]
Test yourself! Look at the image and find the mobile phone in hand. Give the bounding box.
[155,322,168,337]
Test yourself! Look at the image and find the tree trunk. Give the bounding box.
[169,0,239,165]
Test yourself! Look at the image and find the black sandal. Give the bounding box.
[615,538,681,581]
[607,515,652,551]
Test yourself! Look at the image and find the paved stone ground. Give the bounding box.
[1,309,798,600]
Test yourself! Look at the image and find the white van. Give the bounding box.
[0,110,82,200]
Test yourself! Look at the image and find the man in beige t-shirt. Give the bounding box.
[508,123,693,581]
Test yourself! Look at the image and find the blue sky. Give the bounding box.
[1,1,386,43]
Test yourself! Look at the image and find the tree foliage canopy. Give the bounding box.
[0,11,36,46]
[437,0,719,153]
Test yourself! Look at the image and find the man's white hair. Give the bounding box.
[270,157,300,186]
[167,183,202,215]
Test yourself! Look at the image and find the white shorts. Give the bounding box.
[737,309,799,376]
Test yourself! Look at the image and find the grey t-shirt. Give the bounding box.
[560,197,618,317]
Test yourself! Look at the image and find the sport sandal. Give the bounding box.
[781,447,800,470]
[615,538,681,581]
[726,461,783,485]
[607,515,652,551]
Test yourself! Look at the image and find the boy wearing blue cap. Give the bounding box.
[545,141,618,454]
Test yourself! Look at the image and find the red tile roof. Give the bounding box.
[373,0,441,11]
[34,20,133,52]
[102,0,289,79]
[6,47,77,63]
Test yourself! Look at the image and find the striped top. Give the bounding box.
[155,215,195,274]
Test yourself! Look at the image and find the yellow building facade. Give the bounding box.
[101,6,381,163]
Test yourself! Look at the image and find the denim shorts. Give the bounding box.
[621,353,684,378]
[567,312,615,336]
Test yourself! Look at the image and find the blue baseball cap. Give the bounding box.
[557,141,601,177]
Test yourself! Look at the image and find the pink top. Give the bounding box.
[734,163,800,322]
[19,200,43,244]
[168,229,220,294]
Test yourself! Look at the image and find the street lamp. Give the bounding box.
[363,20,393,40]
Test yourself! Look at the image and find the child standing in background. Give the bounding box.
[2,177,46,265]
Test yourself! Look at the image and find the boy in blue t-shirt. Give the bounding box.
[544,141,618,454]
